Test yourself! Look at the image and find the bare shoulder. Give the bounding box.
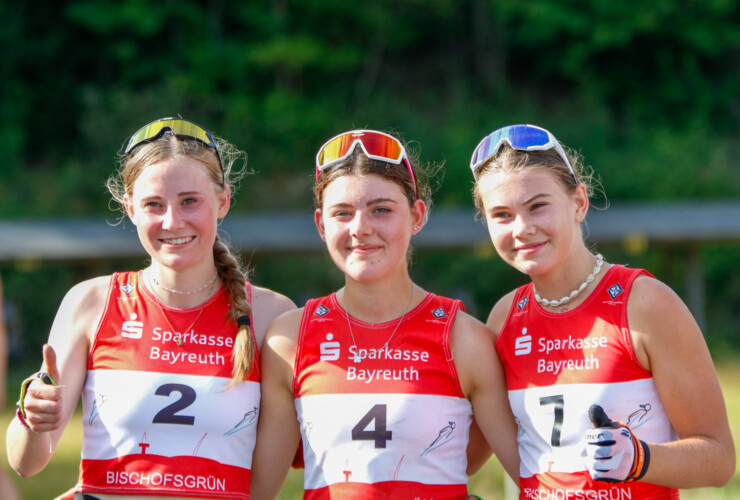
[628,273,684,313]
[450,309,504,397]
[627,274,695,335]
[63,275,112,307]
[261,307,305,368]
[46,275,112,362]
[249,285,297,346]
[57,276,112,336]
[451,309,490,342]
[265,307,304,342]
[627,273,702,370]
[450,309,496,362]
[250,284,297,318]
[485,289,518,340]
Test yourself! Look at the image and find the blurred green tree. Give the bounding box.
[2,0,740,359]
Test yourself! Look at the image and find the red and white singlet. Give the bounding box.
[293,292,472,499]
[74,271,259,499]
[496,265,679,499]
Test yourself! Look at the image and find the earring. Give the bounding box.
[576,215,583,221]
[413,226,419,231]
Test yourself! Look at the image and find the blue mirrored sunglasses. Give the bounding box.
[470,124,577,183]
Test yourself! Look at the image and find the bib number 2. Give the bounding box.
[352,404,393,448]
[153,383,196,425]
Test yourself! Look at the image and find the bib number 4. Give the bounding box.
[352,404,393,448]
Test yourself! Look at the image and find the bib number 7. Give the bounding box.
[540,394,564,447]
[351,404,393,448]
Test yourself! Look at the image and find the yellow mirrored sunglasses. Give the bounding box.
[125,117,224,184]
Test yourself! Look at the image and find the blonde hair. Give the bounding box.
[107,130,254,387]
[472,143,600,218]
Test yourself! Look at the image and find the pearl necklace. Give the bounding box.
[343,284,415,364]
[533,253,604,308]
[150,269,219,295]
[145,270,211,347]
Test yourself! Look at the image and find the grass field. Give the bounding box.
[3,361,740,499]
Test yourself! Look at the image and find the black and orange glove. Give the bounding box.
[584,404,650,483]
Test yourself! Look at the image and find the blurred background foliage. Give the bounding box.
[2,0,740,368]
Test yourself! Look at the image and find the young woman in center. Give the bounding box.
[470,123,734,499]
[251,129,518,499]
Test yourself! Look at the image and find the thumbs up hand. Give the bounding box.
[41,343,61,387]
[584,404,650,483]
[16,344,64,433]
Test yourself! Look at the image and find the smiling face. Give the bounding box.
[315,173,425,284]
[478,167,588,278]
[125,156,230,271]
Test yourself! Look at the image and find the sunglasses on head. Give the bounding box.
[125,117,224,184]
[470,124,577,183]
[315,129,417,196]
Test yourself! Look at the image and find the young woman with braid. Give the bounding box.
[6,117,296,499]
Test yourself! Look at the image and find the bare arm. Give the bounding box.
[466,417,493,475]
[485,290,517,342]
[6,277,108,476]
[452,310,520,483]
[466,289,519,476]
[464,294,513,475]
[464,293,517,475]
[250,309,304,500]
[628,275,735,488]
[0,276,21,499]
[0,275,7,408]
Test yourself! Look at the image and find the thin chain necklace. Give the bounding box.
[533,253,604,310]
[150,269,219,295]
[343,284,415,364]
[145,269,212,346]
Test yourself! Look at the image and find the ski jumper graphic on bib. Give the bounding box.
[75,271,259,499]
[496,265,679,499]
[294,292,472,499]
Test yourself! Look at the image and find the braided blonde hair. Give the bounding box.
[107,127,254,387]
[213,235,255,387]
